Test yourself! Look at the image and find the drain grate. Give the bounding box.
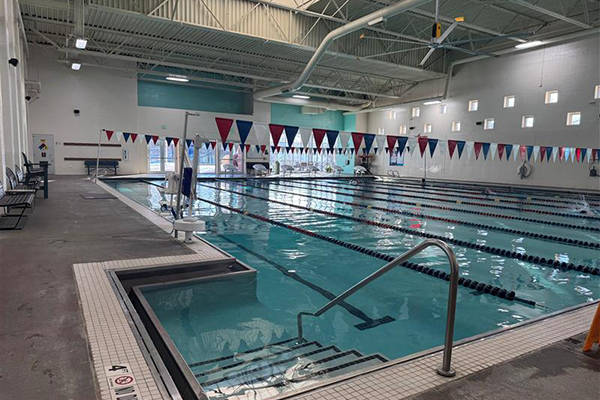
[80,194,117,200]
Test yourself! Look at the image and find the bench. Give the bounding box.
[0,180,35,230]
[85,160,119,176]
[6,168,40,192]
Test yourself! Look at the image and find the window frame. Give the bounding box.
[503,95,515,108]
[566,111,581,126]
[484,118,495,130]
[399,125,407,135]
[468,99,479,112]
[423,123,432,134]
[451,121,461,132]
[411,107,420,117]
[521,115,535,128]
[545,90,558,104]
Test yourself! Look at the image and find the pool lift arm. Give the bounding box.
[174,112,205,242]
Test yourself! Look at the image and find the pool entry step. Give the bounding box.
[188,337,388,399]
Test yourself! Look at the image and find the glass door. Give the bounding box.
[218,145,244,174]
[148,139,177,173]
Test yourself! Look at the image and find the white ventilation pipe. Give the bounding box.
[260,95,369,112]
[253,0,432,103]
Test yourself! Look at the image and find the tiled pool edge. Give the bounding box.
[77,179,597,400]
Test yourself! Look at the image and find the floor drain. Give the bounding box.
[80,194,117,200]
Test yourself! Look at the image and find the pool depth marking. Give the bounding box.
[195,188,537,306]
[266,180,600,233]
[233,181,599,251]
[283,179,600,221]
[202,182,600,277]
[214,233,396,331]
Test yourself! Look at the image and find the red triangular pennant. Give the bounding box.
[539,146,546,162]
[497,143,505,160]
[151,135,159,144]
[448,140,457,159]
[130,133,138,143]
[418,137,428,157]
[269,124,285,146]
[105,130,114,140]
[172,137,179,147]
[351,132,363,151]
[474,142,483,159]
[210,142,217,149]
[260,144,267,153]
[245,144,251,152]
[215,118,234,144]
[228,143,234,151]
[313,129,327,151]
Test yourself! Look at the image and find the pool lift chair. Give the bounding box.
[333,165,344,176]
[281,164,294,175]
[173,113,206,243]
[354,165,368,175]
[252,163,269,176]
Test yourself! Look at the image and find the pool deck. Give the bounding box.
[1,176,598,400]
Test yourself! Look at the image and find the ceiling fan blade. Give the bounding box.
[444,33,532,46]
[442,45,500,58]
[419,47,437,66]
[435,21,458,44]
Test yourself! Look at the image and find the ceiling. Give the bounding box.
[19,0,599,107]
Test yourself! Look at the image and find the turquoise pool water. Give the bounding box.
[107,178,599,398]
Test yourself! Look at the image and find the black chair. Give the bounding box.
[22,152,45,182]
[15,165,40,184]
[6,168,40,192]
[0,180,35,230]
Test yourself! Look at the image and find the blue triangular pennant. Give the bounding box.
[482,142,490,160]
[505,144,513,160]
[363,134,375,154]
[397,137,408,155]
[526,145,534,161]
[145,135,152,144]
[123,132,131,142]
[546,146,553,161]
[186,139,193,147]
[428,139,438,157]
[326,130,339,151]
[456,141,466,159]
[236,120,253,146]
[271,145,276,153]
[255,145,260,153]
[166,137,173,146]
[284,125,299,147]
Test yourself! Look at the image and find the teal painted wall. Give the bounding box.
[138,79,251,115]
[271,103,353,130]
[343,114,356,132]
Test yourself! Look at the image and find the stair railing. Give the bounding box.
[296,238,459,377]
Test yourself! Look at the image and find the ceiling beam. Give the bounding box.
[508,0,593,29]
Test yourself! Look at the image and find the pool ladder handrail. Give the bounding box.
[296,238,459,377]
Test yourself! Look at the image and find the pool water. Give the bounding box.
[107,178,599,399]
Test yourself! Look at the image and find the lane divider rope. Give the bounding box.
[262,180,600,233]
[231,180,599,251]
[203,182,600,278]
[285,179,600,221]
[195,188,537,306]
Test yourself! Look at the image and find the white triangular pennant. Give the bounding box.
[339,132,350,149]
[116,131,123,142]
[375,135,386,152]
[490,143,498,160]
[533,145,540,162]
[513,144,519,161]
[570,147,576,162]
[299,128,312,148]
[587,148,593,163]
[552,146,559,163]
[407,137,417,155]
[254,123,269,146]
[466,141,474,159]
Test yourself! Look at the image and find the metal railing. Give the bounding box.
[296,238,459,377]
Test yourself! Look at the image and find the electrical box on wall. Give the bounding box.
[122,149,129,161]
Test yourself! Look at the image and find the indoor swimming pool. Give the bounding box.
[105,177,600,399]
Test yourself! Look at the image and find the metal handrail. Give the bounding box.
[296,238,459,377]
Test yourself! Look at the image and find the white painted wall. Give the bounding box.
[367,35,600,191]
[0,0,28,185]
[28,47,271,175]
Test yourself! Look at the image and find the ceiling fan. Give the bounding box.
[418,0,530,66]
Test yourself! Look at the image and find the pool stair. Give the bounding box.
[188,337,388,399]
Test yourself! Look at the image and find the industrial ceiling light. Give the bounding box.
[166,75,189,82]
[423,100,442,105]
[71,62,81,70]
[515,40,543,49]
[367,16,386,26]
[292,94,310,99]
[75,37,88,49]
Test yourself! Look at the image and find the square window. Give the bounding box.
[522,115,534,128]
[412,107,420,117]
[468,100,478,112]
[389,111,397,120]
[504,95,515,108]
[440,104,447,114]
[451,121,461,132]
[378,127,385,135]
[566,112,581,126]
[545,90,558,104]
[484,118,495,130]
[423,123,432,133]
[595,85,600,99]
[399,125,407,135]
